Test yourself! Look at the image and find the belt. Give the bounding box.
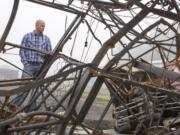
[28,61,43,64]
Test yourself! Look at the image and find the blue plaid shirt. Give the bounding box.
[19,31,52,65]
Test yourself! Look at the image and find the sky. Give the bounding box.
[0,1,60,63]
[0,0,75,77]
[0,0,177,78]
[0,0,114,77]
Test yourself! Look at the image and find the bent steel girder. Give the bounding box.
[0,0,19,52]
[57,2,157,134]
[1,0,180,135]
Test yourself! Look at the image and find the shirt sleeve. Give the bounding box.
[46,37,52,53]
[19,34,28,65]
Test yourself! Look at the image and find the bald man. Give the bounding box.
[13,20,52,107]
[20,19,52,78]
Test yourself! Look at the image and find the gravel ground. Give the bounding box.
[77,100,115,129]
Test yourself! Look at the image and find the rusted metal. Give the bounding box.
[0,0,180,135]
[0,0,19,52]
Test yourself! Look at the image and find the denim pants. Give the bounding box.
[12,63,43,110]
[22,63,43,78]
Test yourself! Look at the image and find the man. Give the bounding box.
[13,19,52,107]
[20,19,52,78]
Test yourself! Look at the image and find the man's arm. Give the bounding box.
[19,34,29,65]
[46,37,52,53]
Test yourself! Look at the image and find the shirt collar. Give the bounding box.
[33,30,43,36]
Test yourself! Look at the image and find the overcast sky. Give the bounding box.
[0,0,175,77]
[0,0,113,77]
[0,0,76,78]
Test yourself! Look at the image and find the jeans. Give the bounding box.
[22,63,43,78]
[12,63,43,110]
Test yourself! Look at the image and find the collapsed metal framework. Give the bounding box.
[0,0,180,134]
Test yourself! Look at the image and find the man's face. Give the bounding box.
[36,21,45,33]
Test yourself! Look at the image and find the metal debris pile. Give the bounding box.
[0,0,180,134]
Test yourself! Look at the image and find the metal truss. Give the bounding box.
[0,0,180,134]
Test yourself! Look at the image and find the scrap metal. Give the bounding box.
[0,0,180,134]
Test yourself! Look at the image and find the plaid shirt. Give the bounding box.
[19,31,52,65]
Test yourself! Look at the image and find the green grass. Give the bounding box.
[80,90,110,105]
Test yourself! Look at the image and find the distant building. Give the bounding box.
[0,68,19,80]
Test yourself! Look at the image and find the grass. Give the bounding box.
[80,90,110,105]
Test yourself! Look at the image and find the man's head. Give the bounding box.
[35,19,45,34]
